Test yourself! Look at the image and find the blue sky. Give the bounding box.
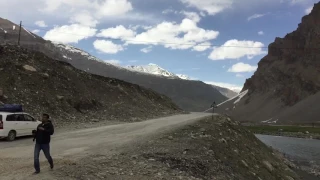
[0,0,318,91]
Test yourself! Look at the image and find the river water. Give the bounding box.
[256,134,320,179]
[255,134,320,164]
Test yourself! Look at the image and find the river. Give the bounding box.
[255,134,320,179]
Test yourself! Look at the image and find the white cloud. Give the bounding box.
[125,18,219,50]
[180,0,233,15]
[192,42,211,51]
[205,81,243,93]
[162,8,178,14]
[93,40,124,54]
[43,24,97,43]
[236,73,244,78]
[35,20,47,27]
[258,31,264,35]
[0,0,135,30]
[288,0,306,5]
[104,59,121,65]
[181,11,201,23]
[228,62,257,73]
[69,10,99,27]
[128,60,138,63]
[305,6,313,14]
[96,0,133,18]
[141,46,153,53]
[32,29,40,33]
[41,0,133,18]
[97,25,136,39]
[129,25,153,31]
[208,39,266,60]
[247,13,266,21]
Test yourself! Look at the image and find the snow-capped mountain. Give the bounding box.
[176,74,190,80]
[53,42,124,67]
[126,64,182,79]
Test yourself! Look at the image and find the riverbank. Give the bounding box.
[245,125,320,140]
[256,134,320,179]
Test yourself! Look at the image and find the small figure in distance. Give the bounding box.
[33,113,54,174]
[210,101,217,119]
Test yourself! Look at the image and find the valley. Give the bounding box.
[1,1,320,179]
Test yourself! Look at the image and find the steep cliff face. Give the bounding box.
[217,3,320,124]
[243,3,320,106]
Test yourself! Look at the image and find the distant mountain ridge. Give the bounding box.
[124,63,238,97]
[210,85,238,98]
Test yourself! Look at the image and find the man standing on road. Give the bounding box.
[211,101,217,113]
[211,101,217,119]
[33,113,54,174]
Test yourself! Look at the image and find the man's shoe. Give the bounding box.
[33,171,40,175]
[50,164,54,169]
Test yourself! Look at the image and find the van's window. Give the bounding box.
[0,115,2,121]
[24,115,34,121]
[6,115,16,121]
[16,114,25,121]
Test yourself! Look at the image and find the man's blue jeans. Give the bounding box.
[34,143,53,172]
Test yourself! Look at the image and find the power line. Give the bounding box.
[22,24,270,48]
[20,25,320,51]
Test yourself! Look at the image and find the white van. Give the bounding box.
[0,112,41,141]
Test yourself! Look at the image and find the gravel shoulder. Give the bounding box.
[52,115,300,180]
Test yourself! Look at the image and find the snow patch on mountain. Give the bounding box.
[51,42,190,80]
[126,64,179,78]
[176,74,190,80]
[52,42,125,68]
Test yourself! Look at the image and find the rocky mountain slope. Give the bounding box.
[225,3,320,124]
[0,45,181,127]
[52,43,227,111]
[0,17,228,112]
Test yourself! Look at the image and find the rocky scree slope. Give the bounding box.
[0,17,227,112]
[230,3,320,123]
[0,45,181,127]
[54,115,300,180]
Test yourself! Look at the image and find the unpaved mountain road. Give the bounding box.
[0,112,212,180]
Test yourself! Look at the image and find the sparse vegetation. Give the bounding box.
[245,125,320,139]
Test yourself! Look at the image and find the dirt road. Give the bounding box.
[0,112,212,180]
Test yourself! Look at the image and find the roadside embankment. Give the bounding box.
[53,115,300,180]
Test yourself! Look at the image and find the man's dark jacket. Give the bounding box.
[33,120,54,144]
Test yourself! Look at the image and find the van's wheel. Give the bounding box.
[7,131,16,141]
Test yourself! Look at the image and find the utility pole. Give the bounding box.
[18,21,22,45]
